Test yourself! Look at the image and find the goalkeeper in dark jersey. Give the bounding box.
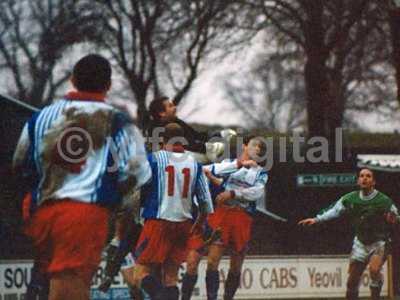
[298,168,399,300]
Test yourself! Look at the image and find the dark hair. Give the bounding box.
[240,134,267,166]
[243,134,256,146]
[358,168,375,179]
[149,96,169,121]
[163,123,184,144]
[72,54,111,92]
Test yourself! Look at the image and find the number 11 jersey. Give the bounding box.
[141,148,213,222]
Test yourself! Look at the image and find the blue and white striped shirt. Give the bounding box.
[13,97,151,208]
[205,159,268,214]
[141,150,213,222]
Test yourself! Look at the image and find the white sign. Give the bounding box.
[0,256,391,299]
[188,256,389,299]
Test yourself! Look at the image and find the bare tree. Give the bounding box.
[388,0,400,104]
[0,0,103,107]
[224,34,306,132]
[97,0,246,128]
[233,0,396,154]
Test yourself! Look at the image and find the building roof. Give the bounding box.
[357,154,400,172]
[0,93,39,112]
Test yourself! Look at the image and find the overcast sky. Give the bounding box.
[175,48,400,133]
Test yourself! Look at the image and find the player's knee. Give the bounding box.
[230,254,245,273]
[134,265,151,287]
[346,275,360,290]
[369,267,381,281]
[207,255,220,271]
[186,251,201,275]
[164,272,178,287]
[121,267,136,287]
[187,261,199,276]
[229,264,242,274]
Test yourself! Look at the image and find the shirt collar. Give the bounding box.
[65,91,106,102]
[359,189,378,201]
[164,144,185,153]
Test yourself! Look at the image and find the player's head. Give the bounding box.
[149,96,177,122]
[162,123,185,146]
[242,135,267,165]
[71,54,112,93]
[357,168,376,191]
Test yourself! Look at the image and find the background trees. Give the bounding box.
[0,0,398,135]
[0,0,103,106]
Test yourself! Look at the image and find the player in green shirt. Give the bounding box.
[298,168,399,300]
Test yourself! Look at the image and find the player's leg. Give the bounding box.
[134,219,174,299]
[181,249,202,300]
[163,260,181,300]
[368,241,387,300]
[26,201,110,300]
[23,193,50,300]
[346,260,366,300]
[48,271,90,300]
[345,237,368,300]
[223,251,245,300]
[206,244,225,300]
[224,209,251,300]
[134,263,164,300]
[25,260,49,300]
[121,264,144,300]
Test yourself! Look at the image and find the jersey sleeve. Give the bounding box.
[390,204,400,222]
[194,163,213,214]
[13,123,31,173]
[115,124,152,189]
[204,159,239,177]
[315,197,346,222]
[232,170,268,203]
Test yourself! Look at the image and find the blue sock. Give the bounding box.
[206,269,219,300]
[223,271,241,300]
[141,275,163,300]
[165,285,179,300]
[181,273,198,300]
[26,264,49,300]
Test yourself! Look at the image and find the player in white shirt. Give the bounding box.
[12,54,151,300]
[204,136,268,300]
[181,156,258,300]
[130,123,213,300]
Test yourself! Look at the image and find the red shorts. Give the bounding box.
[135,219,192,265]
[187,233,205,252]
[24,200,110,283]
[207,206,252,253]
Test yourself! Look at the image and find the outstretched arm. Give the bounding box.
[298,198,346,226]
[204,168,223,187]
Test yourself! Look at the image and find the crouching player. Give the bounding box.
[204,136,268,300]
[299,168,400,300]
[128,123,213,300]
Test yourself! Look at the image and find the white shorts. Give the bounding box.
[121,252,136,270]
[350,237,387,263]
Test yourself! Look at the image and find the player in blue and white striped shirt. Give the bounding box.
[205,136,268,300]
[131,123,213,300]
[13,54,151,300]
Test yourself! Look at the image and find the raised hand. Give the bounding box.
[216,191,234,207]
[240,159,258,168]
[384,212,398,225]
[297,218,318,226]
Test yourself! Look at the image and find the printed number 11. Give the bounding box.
[165,166,191,198]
